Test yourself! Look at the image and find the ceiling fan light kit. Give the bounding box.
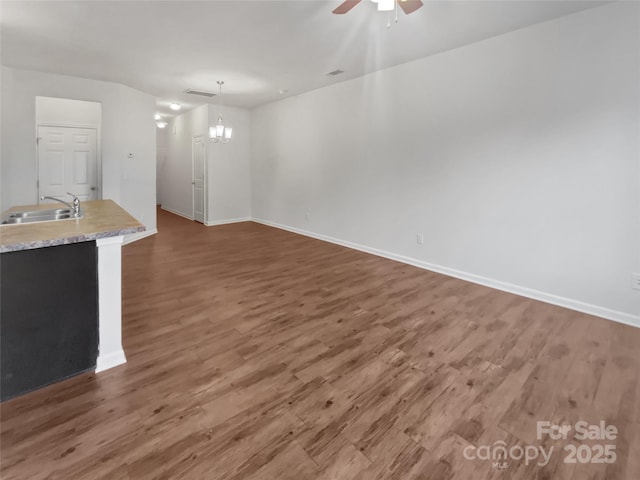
[378,0,395,12]
[332,0,424,28]
[210,81,233,143]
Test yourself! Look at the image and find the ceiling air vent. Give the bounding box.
[326,69,345,76]
[184,89,216,97]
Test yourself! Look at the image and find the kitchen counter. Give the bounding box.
[1,199,144,399]
[0,199,144,253]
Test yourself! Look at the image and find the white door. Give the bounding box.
[37,126,98,203]
[192,135,206,224]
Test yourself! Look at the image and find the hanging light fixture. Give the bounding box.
[210,81,233,143]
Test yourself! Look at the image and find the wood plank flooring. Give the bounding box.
[2,207,639,479]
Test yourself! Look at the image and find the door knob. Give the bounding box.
[90,186,96,191]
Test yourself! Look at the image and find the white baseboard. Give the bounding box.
[95,349,127,373]
[123,228,157,245]
[160,205,193,221]
[206,217,252,226]
[160,206,250,227]
[252,218,640,329]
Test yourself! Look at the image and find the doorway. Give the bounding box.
[35,97,102,203]
[37,126,98,202]
[192,135,206,223]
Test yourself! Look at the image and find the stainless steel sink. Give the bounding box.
[1,208,83,225]
[8,208,72,218]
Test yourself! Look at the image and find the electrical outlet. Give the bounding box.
[632,273,640,291]
[416,233,424,245]
[305,212,310,222]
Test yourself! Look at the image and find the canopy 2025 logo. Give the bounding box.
[538,420,617,465]
[462,420,618,469]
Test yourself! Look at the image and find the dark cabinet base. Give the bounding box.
[1,242,98,401]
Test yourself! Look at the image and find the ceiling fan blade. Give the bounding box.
[398,0,424,15]
[332,0,362,14]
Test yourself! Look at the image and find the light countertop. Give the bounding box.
[0,200,145,253]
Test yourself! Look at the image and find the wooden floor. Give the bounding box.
[2,208,639,480]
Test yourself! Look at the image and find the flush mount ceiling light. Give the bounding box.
[156,121,168,128]
[210,81,233,143]
[333,0,423,28]
[154,114,161,120]
[169,103,181,111]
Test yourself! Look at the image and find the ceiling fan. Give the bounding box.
[333,0,424,16]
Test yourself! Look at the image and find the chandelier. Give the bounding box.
[210,81,233,143]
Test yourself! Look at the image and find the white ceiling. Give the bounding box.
[1,0,604,117]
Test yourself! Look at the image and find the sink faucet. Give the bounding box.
[40,192,81,217]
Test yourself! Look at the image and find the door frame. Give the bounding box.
[36,122,102,203]
[191,134,207,223]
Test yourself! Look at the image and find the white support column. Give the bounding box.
[95,235,126,372]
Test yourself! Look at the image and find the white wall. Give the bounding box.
[118,84,157,234]
[159,105,208,219]
[36,96,101,126]
[0,67,157,235]
[208,105,252,224]
[251,2,640,324]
